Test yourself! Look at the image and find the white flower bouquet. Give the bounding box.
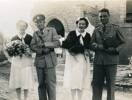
[5,40,31,57]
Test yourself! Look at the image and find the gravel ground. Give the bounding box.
[0,61,132,100]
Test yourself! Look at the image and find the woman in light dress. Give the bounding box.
[5,20,34,100]
[60,17,92,100]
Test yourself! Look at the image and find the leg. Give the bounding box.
[36,67,47,100]
[16,88,21,100]
[45,68,56,100]
[106,65,117,100]
[71,89,77,100]
[77,89,83,100]
[92,65,105,100]
[24,89,28,100]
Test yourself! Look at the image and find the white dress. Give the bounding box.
[9,55,34,90]
[63,51,91,90]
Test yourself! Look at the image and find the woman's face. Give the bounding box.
[77,20,87,31]
[17,21,28,35]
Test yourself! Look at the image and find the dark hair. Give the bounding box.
[76,17,89,28]
[99,8,110,16]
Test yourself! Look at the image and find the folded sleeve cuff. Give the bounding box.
[59,37,65,46]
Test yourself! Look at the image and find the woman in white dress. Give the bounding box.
[5,20,34,100]
[60,17,91,100]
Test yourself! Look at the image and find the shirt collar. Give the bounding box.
[100,22,111,27]
[76,29,87,37]
[18,33,27,39]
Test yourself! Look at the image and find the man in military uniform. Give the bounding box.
[30,14,60,100]
[91,8,125,100]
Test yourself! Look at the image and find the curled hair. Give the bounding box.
[16,20,28,29]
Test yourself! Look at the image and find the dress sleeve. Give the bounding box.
[61,32,73,49]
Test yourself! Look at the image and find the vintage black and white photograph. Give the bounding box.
[0,0,132,100]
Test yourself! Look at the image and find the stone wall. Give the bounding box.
[31,1,83,33]
[31,0,128,31]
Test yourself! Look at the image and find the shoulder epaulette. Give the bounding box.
[112,24,120,29]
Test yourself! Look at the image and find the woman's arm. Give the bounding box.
[61,32,74,49]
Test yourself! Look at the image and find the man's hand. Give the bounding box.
[42,48,51,54]
[92,43,98,49]
[105,47,119,54]
[97,44,104,50]
[92,43,104,50]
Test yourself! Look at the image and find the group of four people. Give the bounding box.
[6,8,125,100]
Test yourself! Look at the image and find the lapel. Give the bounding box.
[36,27,53,42]
[74,31,80,41]
[97,23,111,39]
[105,23,112,34]
[98,23,112,34]
[36,30,45,42]
[43,27,50,37]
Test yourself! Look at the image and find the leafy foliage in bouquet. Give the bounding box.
[5,40,31,57]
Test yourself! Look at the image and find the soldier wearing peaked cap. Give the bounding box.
[91,8,125,100]
[31,14,60,100]
[33,14,45,23]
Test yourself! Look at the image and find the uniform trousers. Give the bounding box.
[36,67,56,100]
[92,64,117,100]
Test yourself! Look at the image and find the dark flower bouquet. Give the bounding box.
[5,40,31,57]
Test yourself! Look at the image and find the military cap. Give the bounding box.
[33,14,45,22]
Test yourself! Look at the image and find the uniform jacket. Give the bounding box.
[91,23,125,65]
[30,27,60,68]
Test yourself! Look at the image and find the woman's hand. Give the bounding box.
[84,50,89,56]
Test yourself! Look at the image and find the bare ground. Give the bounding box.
[0,61,132,100]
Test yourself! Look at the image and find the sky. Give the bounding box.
[0,0,35,38]
[0,0,107,38]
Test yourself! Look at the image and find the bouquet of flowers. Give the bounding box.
[5,40,31,57]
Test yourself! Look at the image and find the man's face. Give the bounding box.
[99,12,110,25]
[35,20,45,30]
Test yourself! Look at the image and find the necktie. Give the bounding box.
[103,25,106,32]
